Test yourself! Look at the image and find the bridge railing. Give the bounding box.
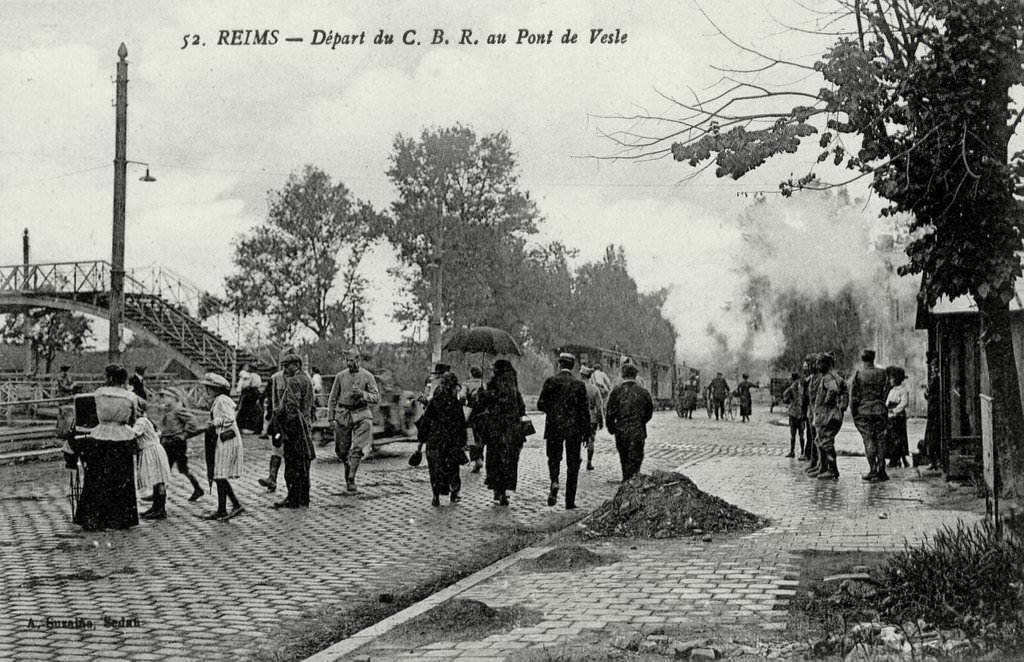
[0,261,110,295]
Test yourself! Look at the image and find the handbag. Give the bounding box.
[408,444,423,467]
[520,415,536,437]
[219,429,237,442]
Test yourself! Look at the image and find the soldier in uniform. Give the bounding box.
[803,354,822,474]
[811,353,847,480]
[850,349,890,482]
[273,351,316,508]
[781,372,805,458]
[327,348,380,493]
[258,353,288,492]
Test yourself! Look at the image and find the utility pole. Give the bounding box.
[21,229,29,282]
[428,199,445,365]
[109,43,128,362]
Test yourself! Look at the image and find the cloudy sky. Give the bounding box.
[1,1,861,361]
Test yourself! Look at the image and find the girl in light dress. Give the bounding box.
[134,400,173,520]
[201,373,245,520]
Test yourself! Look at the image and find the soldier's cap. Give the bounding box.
[820,352,836,364]
[280,351,302,365]
[558,352,575,362]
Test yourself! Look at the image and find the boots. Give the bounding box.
[817,453,839,480]
[187,473,204,501]
[143,489,167,519]
[872,456,890,482]
[259,456,281,491]
[140,488,158,516]
[346,457,361,493]
[862,457,878,481]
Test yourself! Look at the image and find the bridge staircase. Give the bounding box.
[0,261,275,380]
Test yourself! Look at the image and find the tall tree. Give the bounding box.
[225,165,381,342]
[571,246,676,361]
[1,309,93,373]
[384,125,541,360]
[605,1,1024,495]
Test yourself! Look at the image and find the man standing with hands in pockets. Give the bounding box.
[328,348,380,493]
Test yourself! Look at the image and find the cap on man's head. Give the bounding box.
[59,365,71,371]
[861,349,876,362]
[558,352,575,362]
[280,351,302,365]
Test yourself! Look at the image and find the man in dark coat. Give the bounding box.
[537,352,590,510]
[708,372,730,420]
[605,363,654,481]
[850,349,890,482]
[274,351,316,508]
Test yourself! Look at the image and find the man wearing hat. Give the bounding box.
[606,363,655,481]
[850,349,890,482]
[327,348,380,492]
[258,350,290,492]
[423,363,451,402]
[579,366,604,472]
[537,352,590,509]
[274,351,316,507]
[811,353,848,480]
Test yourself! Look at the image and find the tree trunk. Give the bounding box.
[978,298,1024,498]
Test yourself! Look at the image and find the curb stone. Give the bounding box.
[302,544,556,662]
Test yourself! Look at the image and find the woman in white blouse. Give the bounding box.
[201,373,245,520]
[885,367,911,468]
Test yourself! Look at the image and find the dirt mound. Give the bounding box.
[523,545,618,572]
[579,470,765,539]
[388,599,542,645]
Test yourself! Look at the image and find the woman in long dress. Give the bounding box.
[419,372,467,507]
[478,359,526,507]
[135,400,172,519]
[886,367,911,468]
[73,364,141,531]
[201,373,245,520]
[735,374,754,423]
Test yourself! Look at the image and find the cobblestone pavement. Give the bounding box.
[336,413,987,662]
[0,408,801,662]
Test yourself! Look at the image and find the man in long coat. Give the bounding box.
[605,363,654,481]
[274,352,316,508]
[850,349,890,482]
[537,353,590,510]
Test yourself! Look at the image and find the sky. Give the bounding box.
[0,0,866,363]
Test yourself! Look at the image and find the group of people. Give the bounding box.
[65,364,246,530]
[780,349,910,482]
[675,373,757,422]
[63,346,666,530]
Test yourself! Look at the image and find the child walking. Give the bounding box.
[135,401,173,520]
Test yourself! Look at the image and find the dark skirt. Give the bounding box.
[484,423,522,492]
[888,415,909,459]
[72,438,138,531]
[237,387,264,433]
[739,400,752,416]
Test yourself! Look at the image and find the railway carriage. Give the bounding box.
[552,344,689,410]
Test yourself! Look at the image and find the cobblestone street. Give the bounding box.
[0,409,982,661]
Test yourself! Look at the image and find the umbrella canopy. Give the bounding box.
[443,326,522,356]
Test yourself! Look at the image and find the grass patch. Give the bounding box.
[251,523,547,662]
[786,550,892,643]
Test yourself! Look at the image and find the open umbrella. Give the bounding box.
[442,326,522,356]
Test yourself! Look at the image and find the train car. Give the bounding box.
[553,344,681,409]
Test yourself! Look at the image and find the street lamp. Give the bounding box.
[108,43,156,362]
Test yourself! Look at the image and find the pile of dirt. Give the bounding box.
[387,599,542,645]
[579,470,765,539]
[522,545,618,572]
